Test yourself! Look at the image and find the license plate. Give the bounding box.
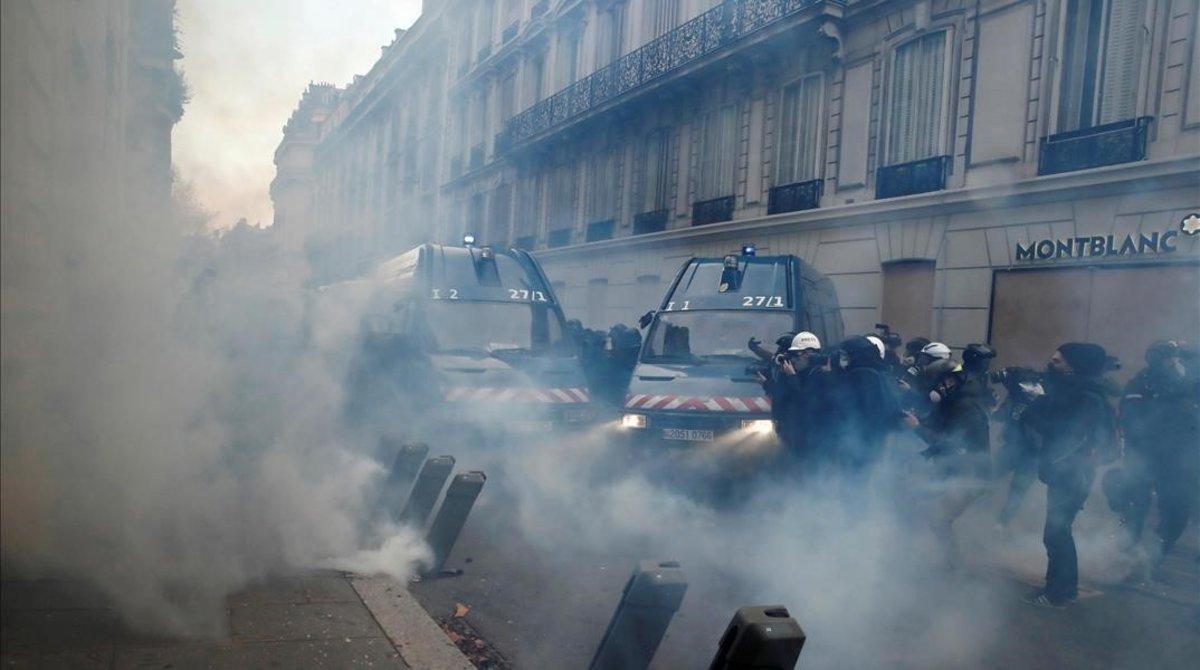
[562,408,595,423]
[662,428,714,442]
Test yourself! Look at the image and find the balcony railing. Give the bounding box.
[477,43,492,62]
[633,208,669,235]
[547,228,572,248]
[875,155,952,199]
[585,219,615,242]
[1038,116,1153,176]
[531,0,548,19]
[502,22,519,44]
[693,195,735,226]
[767,178,822,214]
[513,234,536,250]
[499,0,819,151]
[469,143,484,169]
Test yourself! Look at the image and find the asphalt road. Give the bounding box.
[407,430,1200,669]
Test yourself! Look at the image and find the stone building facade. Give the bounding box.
[276,0,1200,374]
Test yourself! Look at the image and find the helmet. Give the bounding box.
[905,337,931,357]
[962,343,996,364]
[1145,340,1181,365]
[865,335,886,359]
[788,331,822,352]
[920,342,952,361]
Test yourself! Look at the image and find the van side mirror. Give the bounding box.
[638,311,655,330]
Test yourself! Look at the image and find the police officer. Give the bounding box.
[775,332,829,463]
[899,341,952,418]
[1021,343,1118,608]
[1119,340,1200,560]
[915,357,992,568]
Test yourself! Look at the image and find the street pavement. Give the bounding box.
[1,571,471,669]
[406,469,1200,669]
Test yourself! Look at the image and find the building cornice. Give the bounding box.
[533,155,1200,259]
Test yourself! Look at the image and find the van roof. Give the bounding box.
[375,243,553,302]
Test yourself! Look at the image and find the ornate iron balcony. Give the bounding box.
[501,0,819,151]
[875,155,951,199]
[513,234,536,250]
[1038,116,1153,176]
[585,219,615,242]
[469,143,484,169]
[547,228,572,248]
[502,22,519,44]
[693,195,735,226]
[767,178,822,214]
[477,43,492,62]
[633,208,669,235]
[531,0,548,19]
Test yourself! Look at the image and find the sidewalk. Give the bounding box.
[1,571,473,669]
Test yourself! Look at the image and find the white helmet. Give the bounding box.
[788,331,821,352]
[865,335,886,359]
[920,342,952,360]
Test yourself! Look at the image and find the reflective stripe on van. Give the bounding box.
[444,387,590,403]
[624,394,771,413]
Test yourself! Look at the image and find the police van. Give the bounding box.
[345,240,596,441]
[619,246,843,449]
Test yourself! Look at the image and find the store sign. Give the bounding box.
[1015,230,1179,262]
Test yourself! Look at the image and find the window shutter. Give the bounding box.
[778,85,800,184]
[888,32,945,164]
[1098,0,1144,123]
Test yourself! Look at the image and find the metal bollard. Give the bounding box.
[708,605,805,670]
[396,455,455,527]
[588,560,688,670]
[378,442,429,517]
[422,471,486,577]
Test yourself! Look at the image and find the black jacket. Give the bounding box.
[1120,366,1200,453]
[916,383,991,478]
[1021,374,1118,485]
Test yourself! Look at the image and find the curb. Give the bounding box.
[352,575,475,670]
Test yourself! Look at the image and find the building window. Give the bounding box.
[548,162,577,232]
[885,31,949,166]
[643,0,679,40]
[469,192,486,239]
[595,3,626,68]
[499,71,517,124]
[558,30,582,87]
[529,53,546,103]
[586,148,620,225]
[515,173,542,244]
[698,105,738,201]
[776,73,824,185]
[1058,0,1146,131]
[488,183,512,245]
[638,129,671,214]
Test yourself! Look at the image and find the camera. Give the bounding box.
[988,366,1040,389]
[874,323,903,350]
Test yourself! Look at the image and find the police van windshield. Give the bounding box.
[642,310,794,363]
[423,300,568,357]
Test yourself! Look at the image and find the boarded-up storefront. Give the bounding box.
[989,262,1200,381]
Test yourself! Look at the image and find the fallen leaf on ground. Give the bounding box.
[454,602,470,617]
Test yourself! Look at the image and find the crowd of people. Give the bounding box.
[752,328,1200,609]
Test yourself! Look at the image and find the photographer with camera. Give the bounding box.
[1117,340,1200,562]
[1021,343,1119,608]
[754,332,828,463]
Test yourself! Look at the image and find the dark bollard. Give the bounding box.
[396,455,455,527]
[588,560,688,670]
[378,442,429,516]
[708,605,805,670]
[422,471,486,577]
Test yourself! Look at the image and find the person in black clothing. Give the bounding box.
[993,367,1045,527]
[826,335,916,474]
[1118,340,1200,560]
[914,357,992,568]
[960,343,998,409]
[1021,343,1119,608]
[767,332,829,465]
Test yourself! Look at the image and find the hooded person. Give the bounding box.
[826,335,911,474]
[914,357,992,568]
[1117,340,1200,560]
[1020,342,1119,607]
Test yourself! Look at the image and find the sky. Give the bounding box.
[173,0,424,229]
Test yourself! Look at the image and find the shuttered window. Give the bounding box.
[595,3,626,67]
[776,74,823,185]
[488,183,512,245]
[548,163,577,231]
[886,32,947,165]
[515,173,542,239]
[1059,0,1146,130]
[698,105,738,201]
[558,31,581,87]
[644,0,679,40]
[639,129,671,212]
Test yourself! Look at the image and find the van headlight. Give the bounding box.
[621,413,647,429]
[741,419,775,435]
